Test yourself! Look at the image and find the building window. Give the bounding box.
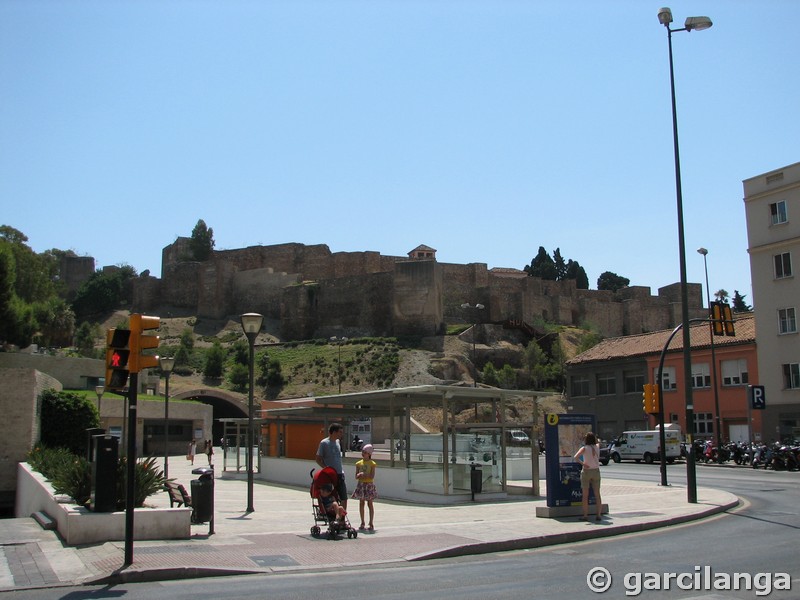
[778,308,797,334]
[691,363,711,388]
[624,372,644,394]
[721,359,748,386]
[571,376,590,397]
[695,412,714,436]
[770,200,788,225]
[783,363,800,389]
[774,252,792,279]
[596,373,616,396]
[654,366,677,390]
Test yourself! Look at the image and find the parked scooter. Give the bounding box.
[350,435,364,452]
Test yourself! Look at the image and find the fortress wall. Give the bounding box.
[197,260,236,319]
[579,295,624,336]
[131,275,162,313]
[393,261,443,337]
[332,251,387,278]
[313,272,394,338]
[441,263,490,321]
[280,283,319,341]
[232,268,300,319]
[59,255,94,296]
[160,262,202,308]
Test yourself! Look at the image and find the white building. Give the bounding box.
[744,161,800,441]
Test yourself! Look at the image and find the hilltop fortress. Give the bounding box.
[127,239,704,340]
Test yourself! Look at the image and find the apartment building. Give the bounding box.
[565,314,759,443]
[744,161,800,442]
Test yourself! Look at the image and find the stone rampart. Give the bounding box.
[150,240,704,339]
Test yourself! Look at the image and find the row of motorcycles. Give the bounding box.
[686,439,800,470]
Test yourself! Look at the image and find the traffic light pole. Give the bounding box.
[124,374,138,566]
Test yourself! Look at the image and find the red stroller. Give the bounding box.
[310,467,358,539]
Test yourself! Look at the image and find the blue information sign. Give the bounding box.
[544,413,597,508]
[748,385,766,410]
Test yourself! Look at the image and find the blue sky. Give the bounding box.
[2,1,798,308]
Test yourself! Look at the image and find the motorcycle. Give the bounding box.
[350,435,364,452]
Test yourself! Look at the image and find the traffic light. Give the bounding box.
[105,328,131,391]
[722,303,735,336]
[642,383,654,414]
[129,314,160,373]
[652,386,660,414]
[710,302,736,337]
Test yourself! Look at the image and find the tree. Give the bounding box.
[553,248,567,281]
[190,219,215,262]
[597,271,630,293]
[524,247,557,280]
[566,260,589,290]
[71,267,136,321]
[227,362,249,391]
[39,389,99,455]
[498,364,518,389]
[481,362,499,387]
[74,321,99,357]
[203,340,226,378]
[33,297,75,348]
[732,290,752,312]
[714,289,730,304]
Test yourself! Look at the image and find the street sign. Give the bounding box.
[748,385,766,410]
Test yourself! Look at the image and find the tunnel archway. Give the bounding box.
[172,388,249,444]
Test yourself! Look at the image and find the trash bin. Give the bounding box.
[470,463,482,500]
[190,466,214,524]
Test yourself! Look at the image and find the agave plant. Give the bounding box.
[48,455,92,506]
[116,455,169,509]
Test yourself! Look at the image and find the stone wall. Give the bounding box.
[0,368,61,510]
[0,353,104,389]
[147,240,705,339]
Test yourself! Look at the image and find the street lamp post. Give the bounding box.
[159,357,175,480]
[697,248,723,458]
[94,385,104,424]
[460,303,485,387]
[240,313,263,513]
[330,336,348,394]
[658,6,712,504]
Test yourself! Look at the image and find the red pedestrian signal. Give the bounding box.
[105,328,131,391]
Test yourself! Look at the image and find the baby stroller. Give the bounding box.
[310,467,358,539]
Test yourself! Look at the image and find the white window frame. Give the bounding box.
[783,363,800,390]
[624,372,645,394]
[691,363,711,388]
[778,307,797,335]
[721,358,749,386]
[770,200,788,225]
[571,375,590,397]
[775,252,792,279]
[695,412,714,435]
[654,366,677,391]
[596,373,616,396]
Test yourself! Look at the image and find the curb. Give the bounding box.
[409,498,740,562]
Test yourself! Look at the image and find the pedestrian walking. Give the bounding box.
[205,439,214,465]
[187,439,196,465]
[315,423,347,510]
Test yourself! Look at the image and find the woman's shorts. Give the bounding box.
[580,467,601,489]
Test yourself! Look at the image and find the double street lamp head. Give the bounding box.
[241,313,264,341]
[658,7,712,32]
[159,356,175,374]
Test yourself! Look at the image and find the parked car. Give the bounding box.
[506,430,531,446]
[599,440,611,466]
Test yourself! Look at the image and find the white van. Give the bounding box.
[609,430,681,464]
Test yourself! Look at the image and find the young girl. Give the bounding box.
[574,431,603,522]
[352,443,378,531]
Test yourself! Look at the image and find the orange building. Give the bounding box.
[566,313,761,443]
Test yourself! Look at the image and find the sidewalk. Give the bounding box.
[0,453,738,590]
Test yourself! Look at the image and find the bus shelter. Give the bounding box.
[261,385,560,499]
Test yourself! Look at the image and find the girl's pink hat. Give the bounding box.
[361,444,374,455]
